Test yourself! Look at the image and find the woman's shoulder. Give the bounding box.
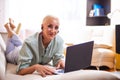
[24,32,39,43]
[55,35,63,40]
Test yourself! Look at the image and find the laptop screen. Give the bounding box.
[64,41,94,73]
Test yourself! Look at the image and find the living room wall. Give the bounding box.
[0,0,6,32]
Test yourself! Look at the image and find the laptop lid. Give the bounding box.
[64,41,94,73]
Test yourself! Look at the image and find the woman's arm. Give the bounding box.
[17,64,55,77]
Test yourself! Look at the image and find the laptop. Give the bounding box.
[54,41,94,75]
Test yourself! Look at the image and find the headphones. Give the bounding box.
[41,26,43,30]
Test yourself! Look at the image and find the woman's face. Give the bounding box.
[42,18,59,41]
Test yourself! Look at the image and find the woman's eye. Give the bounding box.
[48,24,53,29]
[47,24,59,30]
[55,26,59,30]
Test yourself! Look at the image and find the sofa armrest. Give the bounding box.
[0,33,7,80]
[0,48,6,80]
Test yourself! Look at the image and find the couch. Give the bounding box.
[0,27,119,80]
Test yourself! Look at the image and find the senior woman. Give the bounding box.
[17,15,65,77]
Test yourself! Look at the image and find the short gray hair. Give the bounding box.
[42,15,59,25]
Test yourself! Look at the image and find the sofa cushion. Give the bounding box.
[5,63,43,80]
[0,46,6,80]
[92,48,115,69]
[0,34,6,51]
[0,34,6,80]
[41,70,120,80]
[5,63,120,80]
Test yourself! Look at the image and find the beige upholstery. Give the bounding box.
[0,47,6,80]
[0,34,6,80]
[42,70,119,80]
[5,63,120,80]
[92,48,115,68]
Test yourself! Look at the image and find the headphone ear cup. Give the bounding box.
[41,26,43,30]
